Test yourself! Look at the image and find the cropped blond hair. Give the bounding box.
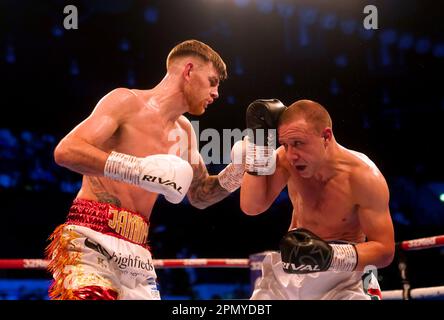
[167,39,227,81]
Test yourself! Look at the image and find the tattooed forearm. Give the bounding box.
[87,176,122,207]
[188,161,230,209]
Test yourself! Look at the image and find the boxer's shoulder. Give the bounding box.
[341,147,381,178]
[106,87,139,102]
[96,87,143,117]
[348,160,388,205]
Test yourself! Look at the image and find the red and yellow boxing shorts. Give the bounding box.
[45,199,159,300]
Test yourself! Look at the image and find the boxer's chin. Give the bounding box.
[188,102,205,116]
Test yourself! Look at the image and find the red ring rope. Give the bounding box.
[399,235,444,251]
[0,234,442,270]
[0,258,249,270]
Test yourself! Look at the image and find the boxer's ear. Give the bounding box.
[322,128,333,147]
[322,128,332,144]
[183,62,193,81]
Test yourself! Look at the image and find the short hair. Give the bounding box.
[166,39,227,81]
[279,99,332,134]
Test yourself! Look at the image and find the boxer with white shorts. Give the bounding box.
[241,99,395,300]
[47,40,244,300]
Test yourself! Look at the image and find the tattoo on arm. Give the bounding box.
[187,160,230,209]
[87,176,122,207]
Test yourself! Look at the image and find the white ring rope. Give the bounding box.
[382,286,444,300]
[1,234,443,299]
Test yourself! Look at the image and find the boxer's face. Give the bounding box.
[184,62,220,116]
[278,119,327,178]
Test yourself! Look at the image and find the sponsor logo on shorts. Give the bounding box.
[111,252,154,271]
[84,238,112,259]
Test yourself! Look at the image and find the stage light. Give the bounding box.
[234,0,250,8]
[257,0,273,14]
[320,13,337,30]
[51,26,64,38]
[70,59,79,76]
[144,6,159,24]
[433,43,444,58]
[415,37,431,54]
[298,7,318,25]
[359,28,375,40]
[226,95,236,105]
[340,19,357,35]
[335,54,348,68]
[398,33,414,50]
[127,69,135,86]
[6,46,15,64]
[330,79,340,95]
[379,29,397,45]
[277,3,294,18]
[119,39,130,52]
[234,57,244,76]
[284,74,294,86]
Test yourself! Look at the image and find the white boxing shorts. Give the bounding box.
[251,251,381,300]
[46,198,160,300]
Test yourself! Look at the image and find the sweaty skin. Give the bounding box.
[54,58,229,220]
[240,118,395,271]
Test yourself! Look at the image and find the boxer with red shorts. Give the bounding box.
[47,40,244,300]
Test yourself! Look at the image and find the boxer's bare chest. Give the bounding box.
[288,173,361,239]
[105,107,187,158]
[84,97,190,216]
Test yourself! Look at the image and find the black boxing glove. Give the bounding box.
[245,99,286,175]
[280,228,358,274]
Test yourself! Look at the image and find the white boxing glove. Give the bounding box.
[104,151,193,204]
[217,140,245,192]
[245,135,276,176]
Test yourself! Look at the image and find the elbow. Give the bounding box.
[240,190,268,215]
[240,201,267,216]
[54,137,78,168]
[384,250,395,268]
[54,141,70,167]
[191,202,210,210]
[379,247,395,268]
[187,197,210,210]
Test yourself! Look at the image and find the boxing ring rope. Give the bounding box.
[398,235,444,251]
[1,234,443,299]
[381,286,444,300]
[0,258,249,270]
